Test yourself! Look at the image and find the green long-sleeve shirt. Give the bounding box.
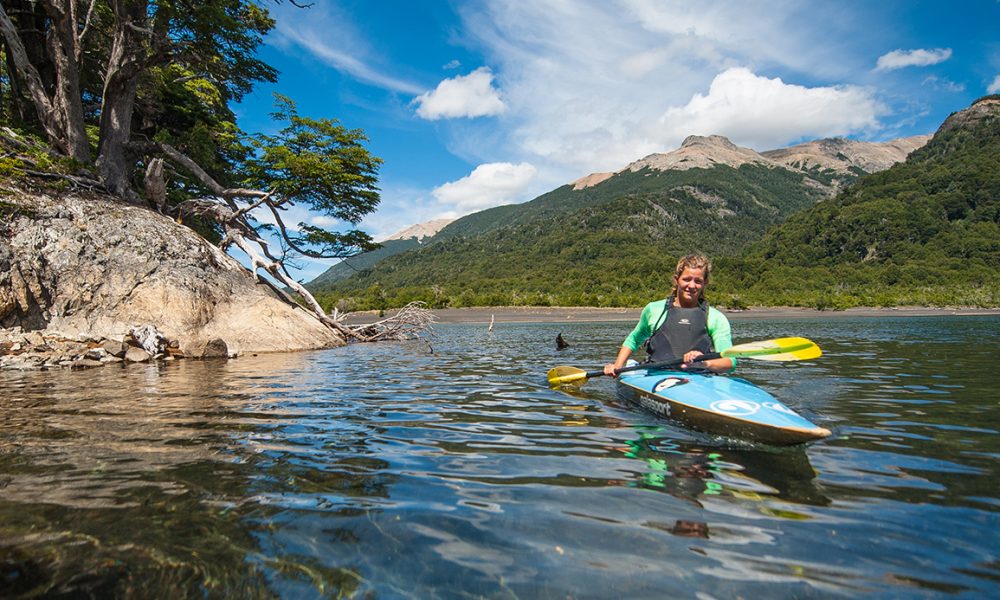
[623,299,735,366]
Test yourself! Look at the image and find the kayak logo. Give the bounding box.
[678,318,690,325]
[654,377,688,392]
[639,394,671,417]
[709,399,760,417]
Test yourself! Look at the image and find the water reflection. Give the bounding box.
[0,317,998,597]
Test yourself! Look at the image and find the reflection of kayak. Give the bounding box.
[616,369,831,446]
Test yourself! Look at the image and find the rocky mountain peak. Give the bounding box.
[936,95,1000,135]
[623,135,767,174]
[762,135,930,174]
[569,131,928,191]
[680,134,739,151]
[381,218,455,242]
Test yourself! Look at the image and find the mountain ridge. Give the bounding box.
[309,131,930,290]
[312,91,998,310]
[572,133,929,190]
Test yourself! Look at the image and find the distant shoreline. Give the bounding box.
[341,305,1000,325]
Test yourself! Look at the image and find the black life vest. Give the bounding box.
[644,298,712,364]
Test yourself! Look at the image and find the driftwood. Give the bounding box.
[347,302,436,342]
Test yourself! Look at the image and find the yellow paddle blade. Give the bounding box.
[722,336,822,362]
[547,366,589,386]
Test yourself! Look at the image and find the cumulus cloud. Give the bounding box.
[988,75,1000,94]
[658,68,883,150]
[432,162,537,212]
[414,67,506,120]
[875,48,952,71]
[452,1,892,175]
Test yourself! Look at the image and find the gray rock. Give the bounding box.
[124,346,152,363]
[71,358,103,369]
[101,339,127,357]
[84,348,107,360]
[1,186,347,355]
[200,338,229,359]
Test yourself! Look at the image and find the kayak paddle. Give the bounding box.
[547,336,822,387]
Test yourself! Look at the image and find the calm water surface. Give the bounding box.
[1,316,998,598]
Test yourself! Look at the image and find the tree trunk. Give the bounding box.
[0,4,62,147]
[0,1,89,162]
[97,74,139,199]
[0,2,44,128]
[45,0,89,163]
[96,0,147,200]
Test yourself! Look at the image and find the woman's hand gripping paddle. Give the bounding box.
[547,337,822,387]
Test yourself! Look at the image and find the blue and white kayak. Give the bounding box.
[616,369,831,445]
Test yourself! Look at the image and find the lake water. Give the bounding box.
[1,316,998,598]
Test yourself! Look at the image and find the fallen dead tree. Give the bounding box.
[346,302,437,342]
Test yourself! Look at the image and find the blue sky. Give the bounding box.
[234,0,1000,282]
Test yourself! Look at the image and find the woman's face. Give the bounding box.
[674,267,706,307]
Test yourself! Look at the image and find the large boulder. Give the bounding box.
[0,184,345,355]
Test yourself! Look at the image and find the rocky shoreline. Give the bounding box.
[2,185,347,372]
[5,305,997,371]
[0,325,232,371]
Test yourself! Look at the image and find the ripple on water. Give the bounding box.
[1,318,998,597]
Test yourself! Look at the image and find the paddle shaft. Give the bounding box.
[582,352,723,380]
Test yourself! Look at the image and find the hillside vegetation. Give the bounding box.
[313,158,837,309]
[733,96,1000,309]
[314,97,999,311]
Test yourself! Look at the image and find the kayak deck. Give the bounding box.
[616,370,830,445]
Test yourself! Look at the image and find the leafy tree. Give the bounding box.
[0,1,382,337]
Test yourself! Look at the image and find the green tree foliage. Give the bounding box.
[241,95,382,259]
[741,101,1000,306]
[0,1,383,327]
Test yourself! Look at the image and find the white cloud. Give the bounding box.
[451,1,888,176]
[922,76,965,93]
[875,48,952,71]
[432,162,538,212]
[309,215,341,228]
[988,75,1000,94]
[658,68,883,149]
[414,67,506,120]
[270,11,424,94]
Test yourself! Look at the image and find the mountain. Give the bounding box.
[740,95,1000,308]
[307,136,930,292]
[578,134,928,192]
[308,129,935,309]
[382,218,455,241]
[307,218,453,288]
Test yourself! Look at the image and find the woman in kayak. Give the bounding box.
[603,253,735,375]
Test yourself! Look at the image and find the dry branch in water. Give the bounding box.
[347,302,436,342]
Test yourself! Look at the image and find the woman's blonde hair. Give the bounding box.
[670,254,711,300]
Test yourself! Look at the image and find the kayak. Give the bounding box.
[616,369,831,445]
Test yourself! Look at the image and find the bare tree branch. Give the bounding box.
[0,4,61,146]
[77,0,100,59]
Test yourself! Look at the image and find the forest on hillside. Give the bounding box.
[315,100,1000,312]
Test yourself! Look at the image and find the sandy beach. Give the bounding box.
[342,305,1000,325]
